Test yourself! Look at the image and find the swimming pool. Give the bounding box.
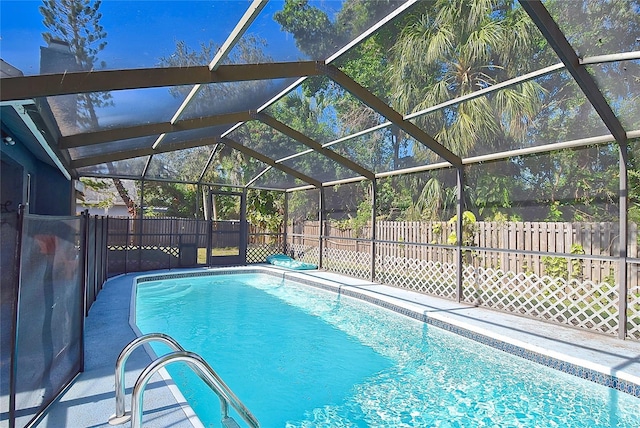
[134,270,640,427]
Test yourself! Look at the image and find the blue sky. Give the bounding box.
[0,0,308,130]
[0,0,304,75]
[0,0,360,135]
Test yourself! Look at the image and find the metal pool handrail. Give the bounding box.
[108,332,259,428]
[108,332,185,425]
[130,351,260,428]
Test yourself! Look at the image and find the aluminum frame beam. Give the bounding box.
[0,61,324,101]
[79,171,250,190]
[579,50,640,65]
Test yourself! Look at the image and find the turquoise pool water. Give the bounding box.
[135,273,640,427]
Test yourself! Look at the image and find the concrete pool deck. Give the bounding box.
[32,266,640,428]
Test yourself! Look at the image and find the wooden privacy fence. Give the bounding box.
[106,217,285,275]
[108,217,207,246]
[107,217,283,255]
[291,220,639,288]
[107,217,246,248]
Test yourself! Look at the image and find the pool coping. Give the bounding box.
[134,266,640,399]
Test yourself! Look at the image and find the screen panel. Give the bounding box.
[263,77,389,144]
[145,145,216,181]
[179,78,300,120]
[408,69,610,158]
[69,135,156,160]
[226,119,312,162]
[251,167,306,190]
[47,87,188,136]
[200,144,265,187]
[327,128,448,175]
[280,150,363,184]
[545,0,640,57]
[337,0,560,111]
[587,60,640,131]
[76,157,149,178]
[464,144,620,229]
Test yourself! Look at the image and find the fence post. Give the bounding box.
[138,217,144,272]
[631,223,638,289]
[456,167,464,302]
[618,141,629,339]
[124,217,129,274]
[241,188,248,265]
[169,218,174,269]
[103,216,109,283]
[206,188,213,265]
[283,192,289,255]
[319,188,325,269]
[9,204,25,427]
[94,215,99,295]
[79,210,88,372]
[81,210,89,318]
[371,179,377,282]
[138,180,144,272]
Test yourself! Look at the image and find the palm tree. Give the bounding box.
[388,0,546,218]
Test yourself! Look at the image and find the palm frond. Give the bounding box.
[462,19,505,66]
[425,23,455,66]
[467,0,499,31]
[493,80,545,139]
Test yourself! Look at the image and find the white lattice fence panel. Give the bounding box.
[628,285,640,340]
[287,243,320,266]
[463,266,619,335]
[376,255,457,299]
[247,243,282,263]
[323,247,371,280]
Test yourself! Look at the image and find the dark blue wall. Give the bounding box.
[0,144,72,216]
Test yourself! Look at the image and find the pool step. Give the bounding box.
[137,281,193,299]
[222,416,242,428]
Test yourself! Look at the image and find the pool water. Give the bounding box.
[135,273,640,427]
